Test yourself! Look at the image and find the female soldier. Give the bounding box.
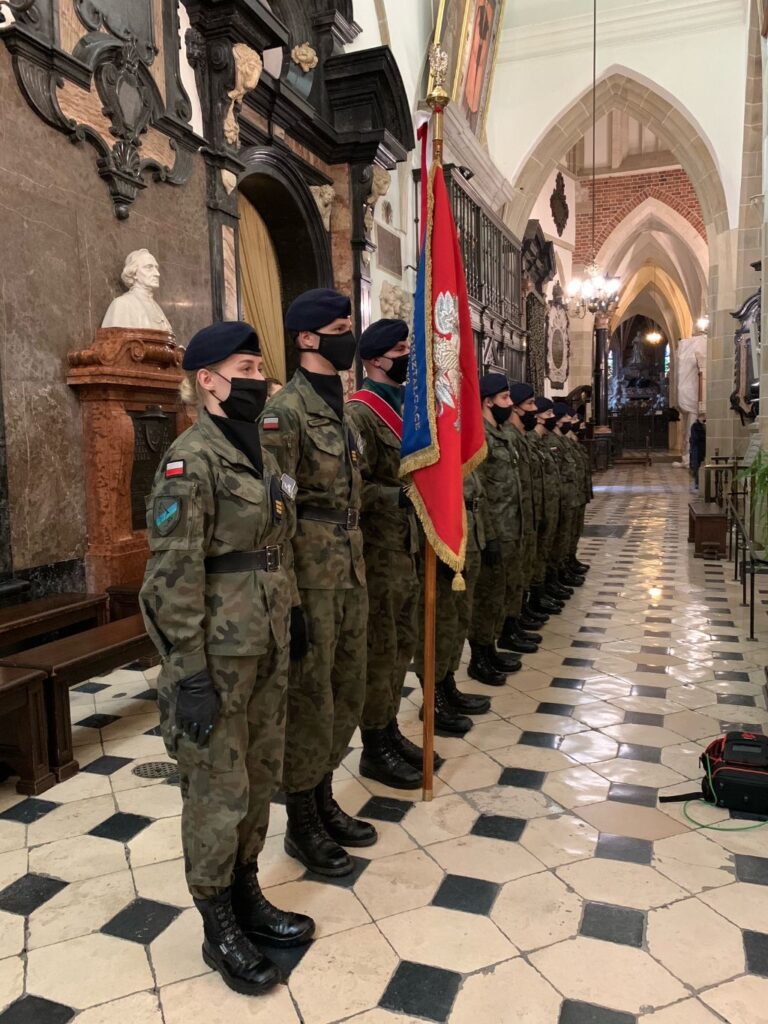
[139,321,314,997]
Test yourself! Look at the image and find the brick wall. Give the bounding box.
[573,168,705,267]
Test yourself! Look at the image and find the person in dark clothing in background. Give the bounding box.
[690,409,706,491]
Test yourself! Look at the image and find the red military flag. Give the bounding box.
[400,136,486,579]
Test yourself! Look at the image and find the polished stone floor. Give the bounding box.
[1,463,767,1023]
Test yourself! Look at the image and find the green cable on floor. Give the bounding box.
[682,756,768,832]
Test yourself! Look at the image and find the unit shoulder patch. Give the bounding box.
[165,460,185,478]
[262,415,280,431]
[154,496,182,536]
[280,474,298,501]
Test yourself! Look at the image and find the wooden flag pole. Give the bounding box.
[421,46,451,802]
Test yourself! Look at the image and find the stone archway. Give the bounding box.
[504,68,728,245]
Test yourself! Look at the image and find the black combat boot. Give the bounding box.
[315,772,378,847]
[498,618,538,654]
[547,571,572,600]
[515,615,543,643]
[561,565,581,589]
[419,679,474,734]
[488,645,522,673]
[441,672,491,714]
[285,789,354,876]
[520,599,548,627]
[194,890,281,996]
[467,643,507,686]
[232,864,315,947]
[360,728,422,790]
[388,719,444,771]
[569,556,589,573]
[530,584,560,617]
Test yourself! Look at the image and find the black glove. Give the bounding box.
[290,605,310,662]
[398,487,412,509]
[176,669,219,747]
[482,538,502,566]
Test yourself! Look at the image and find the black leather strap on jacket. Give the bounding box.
[204,546,282,573]
[298,506,360,530]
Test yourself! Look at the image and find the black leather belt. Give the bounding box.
[299,506,360,530]
[465,498,480,512]
[205,546,282,573]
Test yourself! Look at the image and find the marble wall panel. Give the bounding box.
[0,47,211,574]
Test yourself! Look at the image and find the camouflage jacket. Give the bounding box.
[465,468,490,554]
[139,410,297,684]
[477,418,523,545]
[524,431,547,527]
[345,384,419,554]
[528,431,561,523]
[258,369,365,590]
[568,437,594,503]
[547,432,583,510]
[506,425,536,532]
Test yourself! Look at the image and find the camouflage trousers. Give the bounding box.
[361,545,419,730]
[414,544,481,682]
[505,529,536,620]
[569,505,587,556]
[283,584,368,793]
[533,514,559,584]
[471,538,520,645]
[158,646,288,899]
[553,508,576,566]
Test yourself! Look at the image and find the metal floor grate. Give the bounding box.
[132,761,179,785]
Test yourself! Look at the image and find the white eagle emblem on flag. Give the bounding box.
[433,291,461,430]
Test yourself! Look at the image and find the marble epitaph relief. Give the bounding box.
[547,287,570,390]
[1,0,198,217]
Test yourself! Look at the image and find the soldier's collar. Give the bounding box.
[294,367,343,422]
[197,410,260,472]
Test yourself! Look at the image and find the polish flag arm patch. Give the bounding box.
[262,416,280,431]
[165,460,185,478]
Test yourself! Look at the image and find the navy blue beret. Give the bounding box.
[535,397,554,413]
[553,401,574,419]
[359,318,409,359]
[479,372,509,400]
[285,288,351,331]
[182,321,260,370]
[509,381,535,406]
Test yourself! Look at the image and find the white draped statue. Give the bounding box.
[675,334,707,466]
[101,250,173,334]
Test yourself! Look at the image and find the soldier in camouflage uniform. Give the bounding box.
[528,398,572,611]
[468,373,524,684]
[501,382,547,654]
[413,468,493,735]
[566,413,592,574]
[258,288,376,878]
[345,318,426,788]
[140,322,314,998]
[549,402,587,589]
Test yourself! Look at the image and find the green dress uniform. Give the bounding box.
[549,432,582,569]
[568,434,593,555]
[140,410,295,899]
[258,368,368,794]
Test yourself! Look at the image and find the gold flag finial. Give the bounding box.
[428,44,450,112]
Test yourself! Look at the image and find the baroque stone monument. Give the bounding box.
[69,254,186,594]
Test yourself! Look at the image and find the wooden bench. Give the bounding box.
[688,500,727,558]
[0,615,154,782]
[0,593,108,657]
[0,667,55,795]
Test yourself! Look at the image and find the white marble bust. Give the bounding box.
[101,249,173,334]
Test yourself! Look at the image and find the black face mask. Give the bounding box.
[560,422,572,435]
[521,410,538,431]
[491,403,512,425]
[382,354,410,385]
[216,375,268,423]
[315,331,358,371]
[544,417,557,432]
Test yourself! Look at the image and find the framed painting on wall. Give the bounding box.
[432,0,506,137]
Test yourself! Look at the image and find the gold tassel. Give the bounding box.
[452,572,466,592]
